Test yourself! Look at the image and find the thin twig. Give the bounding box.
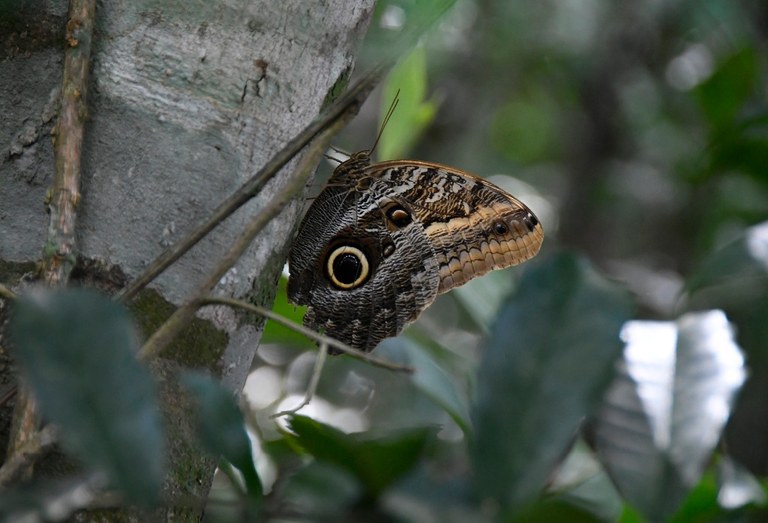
[6,0,97,480]
[43,0,95,286]
[118,66,389,303]
[272,342,329,418]
[137,111,354,361]
[199,296,413,374]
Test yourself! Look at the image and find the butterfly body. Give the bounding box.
[288,152,544,352]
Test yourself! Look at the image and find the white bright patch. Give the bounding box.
[621,320,678,449]
[747,221,768,271]
[619,310,746,472]
[666,43,714,90]
[243,366,283,410]
[380,4,406,30]
[273,395,369,434]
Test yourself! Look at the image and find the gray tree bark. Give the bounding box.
[0,0,374,518]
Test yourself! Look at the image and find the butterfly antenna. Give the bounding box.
[326,144,350,165]
[323,153,343,165]
[369,89,400,157]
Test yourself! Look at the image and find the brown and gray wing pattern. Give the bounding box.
[287,182,440,352]
[288,156,543,353]
[364,160,544,293]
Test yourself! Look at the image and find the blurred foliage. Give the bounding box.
[182,373,263,502]
[379,45,440,160]
[9,289,164,508]
[4,0,768,521]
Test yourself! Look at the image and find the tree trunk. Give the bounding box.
[0,0,374,518]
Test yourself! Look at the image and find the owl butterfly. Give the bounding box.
[288,99,544,353]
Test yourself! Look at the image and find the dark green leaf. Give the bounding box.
[9,288,164,506]
[471,253,633,513]
[666,471,724,523]
[549,440,624,522]
[617,504,646,523]
[709,119,768,182]
[387,466,476,520]
[694,47,757,128]
[452,269,516,331]
[182,372,262,499]
[261,276,312,348]
[277,461,361,518]
[686,221,768,365]
[514,498,606,523]
[686,221,768,294]
[379,337,471,435]
[362,0,460,65]
[287,415,435,498]
[595,311,746,521]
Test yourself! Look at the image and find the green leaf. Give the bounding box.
[261,275,312,348]
[286,415,435,499]
[9,288,164,507]
[687,220,768,294]
[549,440,624,522]
[686,221,768,482]
[379,337,471,435]
[694,47,757,128]
[451,269,516,331]
[617,504,646,523]
[361,0,459,66]
[386,466,477,521]
[471,253,633,514]
[594,311,746,521]
[686,221,768,366]
[664,472,723,523]
[277,461,361,518]
[708,116,768,182]
[182,372,262,499]
[514,498,607,523]
[379,44,439,160]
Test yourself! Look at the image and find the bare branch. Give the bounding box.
[43,0,96,286]
[6,0,97,480]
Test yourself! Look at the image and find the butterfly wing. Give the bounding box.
[288,182,440,352]
[363,160,544,293]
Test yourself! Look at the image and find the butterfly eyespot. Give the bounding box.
[326,245,370,289]
[492,220,509,235]
[524,213,539,231]
[386,205,412,228]
[382,241,396,257]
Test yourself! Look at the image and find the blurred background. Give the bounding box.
[225,1,768,520]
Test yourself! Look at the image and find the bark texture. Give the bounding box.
[1,0,374,518]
